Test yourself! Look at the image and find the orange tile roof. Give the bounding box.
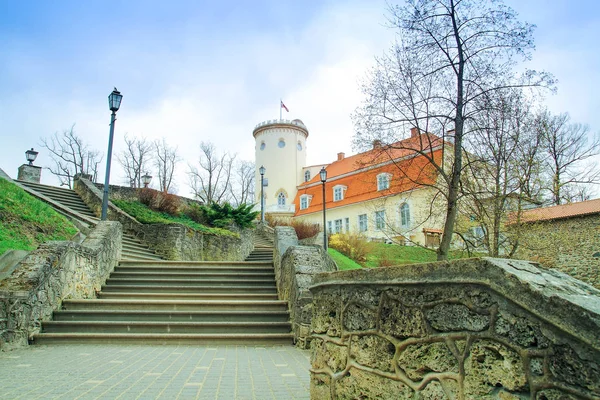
[294,134,446,216]
[511,198,600,223]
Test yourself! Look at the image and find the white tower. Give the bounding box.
[253,119,309,217]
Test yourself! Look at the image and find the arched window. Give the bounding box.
[277,192,286,206]
[400,203,410,228]
[304,170,310,182]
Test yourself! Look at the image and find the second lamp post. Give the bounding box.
[320,167,327,250]
[101,88,123,221]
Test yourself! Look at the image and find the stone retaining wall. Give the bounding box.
[309,258,600,399]
[0,222,121,350]
[513,215,600,290]
[91,183,202,208]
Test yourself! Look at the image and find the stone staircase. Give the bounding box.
[32,238,291,345]
[17,181,161,261]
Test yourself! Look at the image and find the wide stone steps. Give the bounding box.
[34,258,292,345]
[52,310,290,322]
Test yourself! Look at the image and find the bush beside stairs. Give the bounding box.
[17,181,292,345]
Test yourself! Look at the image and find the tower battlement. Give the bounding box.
[253,119,309,138]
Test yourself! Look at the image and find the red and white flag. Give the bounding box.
[280,101,289,112]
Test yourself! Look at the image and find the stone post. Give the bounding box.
[17,164,41,183]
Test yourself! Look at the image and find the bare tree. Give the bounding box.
[353,0,552,260]
[229,160,255,206]
[537,111,600,205]
[40,125,103,188]
[118,134,154,188]
[154,138,180,193]
[188,142,236,204]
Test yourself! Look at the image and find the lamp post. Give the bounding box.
[320,167,327,250]
[259,165,266,223]
[25,148,38,165]
[101,88,123,221]
[141,173,152,188]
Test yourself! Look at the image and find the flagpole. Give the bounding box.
[279,98,282,121]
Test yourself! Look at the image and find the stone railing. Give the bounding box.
[273,226,337,348]
[309,258,600,399]
[75,176,254,261]
[0,221,121,350]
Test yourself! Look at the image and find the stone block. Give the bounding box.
[349,334,395,372]
[379,295,427,339]
[334,368,413,399]
[397,341,458,381]
[426,303,490,332]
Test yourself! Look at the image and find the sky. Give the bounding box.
[1,0,599,198]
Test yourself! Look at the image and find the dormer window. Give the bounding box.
[333,185,347,202]
[377,173,391,191]
[304,170,310,182]
[300,194,312,210]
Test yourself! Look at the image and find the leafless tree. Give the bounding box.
[154,138,180,193]
[229,160,255,206]
[188,142,236,204]
[40,125,103,188]
[536,111,600,205]
[118,134,154,188]
[353,0,553,260]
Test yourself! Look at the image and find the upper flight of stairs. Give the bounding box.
[17,180,161,261]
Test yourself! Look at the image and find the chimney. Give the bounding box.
[337,152,345,161]
[410,127,419,138]
[446,129,455,144]
[372,140,382,149]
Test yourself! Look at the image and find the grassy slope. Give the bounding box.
[328,248,363,270]
[0,179,78,256]
[363,242,476,268]
[112,199,238,237]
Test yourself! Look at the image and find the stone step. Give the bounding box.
[104,278,276,287]
[100,285,278,294]
[120,247,159,258]
[18,181,77,195]
[116,260,274,268]
[97,292,280,301]
[61,299,288,311]
[32,332,294,345]
[113,265,274,274]
[52,310,290,322]
[120,254,164,261]
[109,272,275,280]
[41,321,292,334]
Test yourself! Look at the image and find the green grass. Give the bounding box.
[0,179,78,256]
[362,242,478,268]
[112,199,238,238]
[328,248,364,270]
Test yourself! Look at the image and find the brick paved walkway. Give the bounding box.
[0,345,310,399]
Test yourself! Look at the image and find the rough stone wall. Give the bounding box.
[0,222,121,350]
[280,246,337,348]
[513,215,600,289]
[309,258,600,399]
[273,226,300,288]
[91,183,202,208]
[135,223,253,262]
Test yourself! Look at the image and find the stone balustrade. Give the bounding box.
[309,257,600,399]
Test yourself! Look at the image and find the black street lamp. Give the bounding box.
[25,148,38,165]
[259,165,266,223]
[320,166,327,250]
[101,88,123,221]
[141,173,152,188]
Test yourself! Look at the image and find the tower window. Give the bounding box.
[297,142,303,151]
[260,142,265,150]
[278,139,286,148]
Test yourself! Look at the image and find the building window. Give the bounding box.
[304,170,310,182]
[334,219,343,233]
[334,187,342,201]
[358,214,368,232]
[400,203,410,228]
[278,139,286,148]
[300,195,311,210]
[297,142,303,151]
[377,173,391,191]
[333,185,346,202]
[260,142,265,151]
[277,192,286,206]
[344,217,350,233]
[375,210,385,230]
[327,221,332,234]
